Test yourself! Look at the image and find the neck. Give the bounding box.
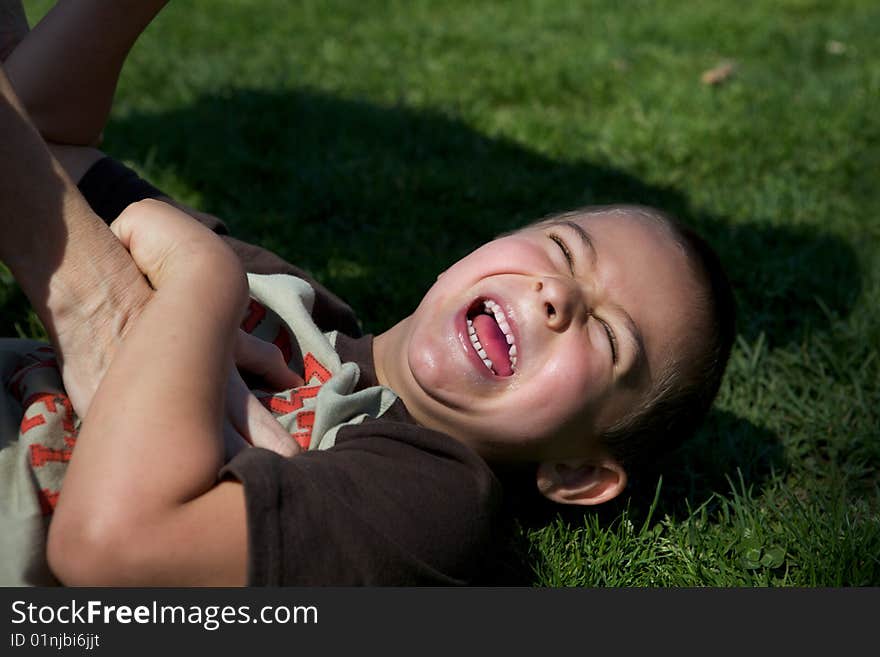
[371,317,407,394]
[372,316,449,436]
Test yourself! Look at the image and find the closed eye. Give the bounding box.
[548,233,575,275]
[597,316,619,365]
[549,232,619,365]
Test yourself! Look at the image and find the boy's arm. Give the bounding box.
[48,200,250,586]
[0,64,153,416]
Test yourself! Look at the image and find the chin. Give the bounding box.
[406,331,476,412]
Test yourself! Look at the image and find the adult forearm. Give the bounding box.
[0,65,135,336]
[1,64,153,417]
[0,63,86,283]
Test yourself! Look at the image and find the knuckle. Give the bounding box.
[116,198,158,223]
[125,198,157,213]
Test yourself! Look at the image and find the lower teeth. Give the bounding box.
[467,317,516,373]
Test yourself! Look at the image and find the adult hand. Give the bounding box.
[51,256,153,419]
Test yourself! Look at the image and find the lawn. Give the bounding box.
[4,0,878,586]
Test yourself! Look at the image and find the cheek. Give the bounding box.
[511,348,603,434]
[444,238,548,279]
[541,334,605,389]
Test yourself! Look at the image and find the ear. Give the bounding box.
[536,459,627,506]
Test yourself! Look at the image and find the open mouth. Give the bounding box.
[466,298,517,377]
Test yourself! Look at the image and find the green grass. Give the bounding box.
[6,0,878,586]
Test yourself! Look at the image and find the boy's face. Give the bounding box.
[374,211,702,464]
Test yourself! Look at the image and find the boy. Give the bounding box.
[0,2,735,586]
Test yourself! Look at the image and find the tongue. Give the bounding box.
[473,314,513,376]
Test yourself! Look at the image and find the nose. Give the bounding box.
[534,277,585,332]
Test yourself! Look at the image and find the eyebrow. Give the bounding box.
[549,219,598,267]
[545,219,647,378]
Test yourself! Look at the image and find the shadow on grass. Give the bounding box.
[106,89,862,344]
[484,409,785,584]
[103,88,859,583]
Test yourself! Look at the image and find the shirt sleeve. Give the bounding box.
[220,420,502,586]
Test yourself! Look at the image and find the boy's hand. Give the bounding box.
[224,366,302,458]
[235,329,304,391]
[224,330,304,458]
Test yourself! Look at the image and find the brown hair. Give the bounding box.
[535,204,737,472]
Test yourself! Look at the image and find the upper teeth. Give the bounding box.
[466,299,518,374]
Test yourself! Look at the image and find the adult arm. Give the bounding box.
[0,63,152,416]
[1,67,300,454]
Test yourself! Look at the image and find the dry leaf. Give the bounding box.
[825,40,846,55]
[701,60,737,85]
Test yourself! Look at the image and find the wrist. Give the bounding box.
[42,212,150,342]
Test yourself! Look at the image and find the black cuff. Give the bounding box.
[76,157,165,226]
